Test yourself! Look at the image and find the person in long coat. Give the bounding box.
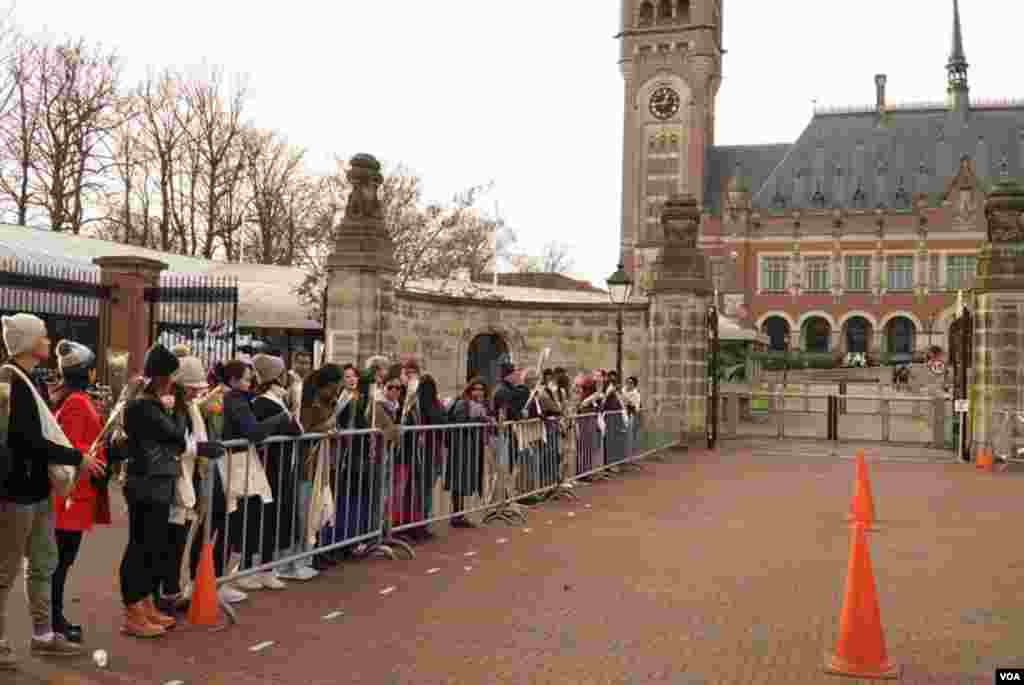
[444,378,492,528]
[50,340,110,644]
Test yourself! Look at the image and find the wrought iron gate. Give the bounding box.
[0,257,111,370]
[706,303,720,449]
[950,305,974,461]
[145,273,239,365]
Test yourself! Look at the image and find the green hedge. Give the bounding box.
[749,350,837,371]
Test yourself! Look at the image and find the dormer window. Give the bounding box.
[676,0,691,23]
[657,0,672,24]
[638,1,654,27]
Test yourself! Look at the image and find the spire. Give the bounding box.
[946,0,968,92]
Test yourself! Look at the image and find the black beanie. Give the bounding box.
[144,343,180,379]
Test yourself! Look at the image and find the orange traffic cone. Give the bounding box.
[187,539,222,627]
[846,452,878,529]
[824,523,900,680]
[976,446,994,472]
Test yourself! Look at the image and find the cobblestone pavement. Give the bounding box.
[7,442,1022,684]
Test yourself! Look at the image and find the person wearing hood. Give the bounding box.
[49,340,111,645]
[1,315,99,666]
[116,344,224,638]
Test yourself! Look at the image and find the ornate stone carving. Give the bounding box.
[984,178,1024,244]
[344,153,385,220]
[945,154,980,220]
[660,194,700,248]
[977,178,1024,292]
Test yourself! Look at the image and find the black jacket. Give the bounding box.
[121,396,188,505]
[0,362,82,504]
[492,381,531,422]
[222,390,293,443]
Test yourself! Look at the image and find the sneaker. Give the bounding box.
[218,585,248,604]
[30,634,82,657]
[276,563,317,581]
[0,640,17,670]
[260,573,287,590]
[235,575,264,592]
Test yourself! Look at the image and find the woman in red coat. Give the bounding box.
[50,340,109,644]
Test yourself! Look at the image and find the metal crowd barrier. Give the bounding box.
[197,406,680,599]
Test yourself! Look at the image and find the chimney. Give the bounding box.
[875,74,887,114]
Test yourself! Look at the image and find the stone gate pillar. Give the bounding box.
[646,194,713,446]
[93,255,168,384]
[325,154,398,368]
[972,176,1024,454]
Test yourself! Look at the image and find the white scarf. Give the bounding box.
[170,400,207,524]
[2,364,77,496]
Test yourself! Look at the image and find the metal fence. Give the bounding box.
[192,407,680,602]
[146,273,239,364]
[716,387,950,448]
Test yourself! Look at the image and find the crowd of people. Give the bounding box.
[0,311,643,670]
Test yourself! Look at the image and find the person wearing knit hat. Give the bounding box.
[173,356,208,391]
[143,344,179,380]
[251,354,286,388]
[50,340,108,645]
[1,314,95,662]
[1,313,48,359]
[117,348,224,638]
[154,356,210,611]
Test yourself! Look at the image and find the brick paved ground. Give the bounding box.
[7,442,1023,685]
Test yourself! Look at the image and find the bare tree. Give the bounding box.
[30,37,124,233]
[0,36,41,225]
[513,240,574,274]
[240,125,306,264]
[177,67,248,258]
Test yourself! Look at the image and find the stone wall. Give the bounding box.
[388,290,649,399]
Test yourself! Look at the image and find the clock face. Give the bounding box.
[649,86,680,120]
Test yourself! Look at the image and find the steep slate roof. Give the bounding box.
[747,103,1024,211]
[705,143,791,213]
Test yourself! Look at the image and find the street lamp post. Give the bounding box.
[782,330,792,389]
[606,262,634,383]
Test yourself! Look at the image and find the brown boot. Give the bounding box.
[141,597,176,629]
[121,602,165,638]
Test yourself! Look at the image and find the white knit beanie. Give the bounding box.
[2,313,47,357]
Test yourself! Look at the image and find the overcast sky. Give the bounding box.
[15,1,1023,287]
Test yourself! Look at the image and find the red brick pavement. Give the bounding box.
[7,443,1024,684]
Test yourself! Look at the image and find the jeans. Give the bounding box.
[278,480,313,572]
[0,499,58,639]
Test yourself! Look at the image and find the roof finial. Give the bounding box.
[947,0,968,91]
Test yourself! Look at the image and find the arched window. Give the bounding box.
[761,316,791,352]
[657,0,673,24]
[467,333,509,390]
[676,0,691,23]
[885,317,915,358]
[844,316,872,354]
[802,316,832,353]
[638,1,654,26]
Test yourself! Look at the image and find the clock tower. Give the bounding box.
[617,0,723,281]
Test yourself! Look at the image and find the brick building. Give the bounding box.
[619,0,1024,360]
